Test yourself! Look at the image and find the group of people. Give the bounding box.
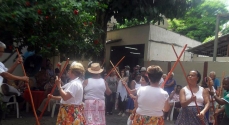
[1,40,229,125]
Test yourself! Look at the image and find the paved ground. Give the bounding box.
[0,110,174,125]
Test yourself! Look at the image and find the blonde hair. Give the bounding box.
[70,62,85,77]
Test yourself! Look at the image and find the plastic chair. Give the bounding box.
[51,100,60,117]
[170,101,175,121]
[2,95,19,118]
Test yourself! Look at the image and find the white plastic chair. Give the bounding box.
[51,100,60,117]
[2,95,19,118]
[170,101,175,121]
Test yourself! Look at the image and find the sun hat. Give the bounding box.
[88,63,103,74]
[70,61,85,74]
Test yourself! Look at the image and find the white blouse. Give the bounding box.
[60,77,83,105]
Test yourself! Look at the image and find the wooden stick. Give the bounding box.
[101,58,105,68]
[105,56,125,79]
[218,72,225,99]
[208,85,218,125]
[16,49,40,125]
[109,60,131,95]
[160,44,187,88]
[172,45,205,125]
[38,58,69,120]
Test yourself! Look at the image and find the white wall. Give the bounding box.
[192,57,229,62]
[148,25,201,61]
[148,42,191,61]
[0,47,28,76]
[149,25,201,48]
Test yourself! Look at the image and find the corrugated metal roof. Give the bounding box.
[187,34,229,57]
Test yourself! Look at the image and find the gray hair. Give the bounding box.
[168,72,174,76]
[0,41,6,48]
[209,71,216,76]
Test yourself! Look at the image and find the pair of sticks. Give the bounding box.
[109,45,205,125]
[16,49,69,125]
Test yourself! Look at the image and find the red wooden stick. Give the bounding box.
[101,58,105,68]
[161,44,187,88]
[172,45,205,125]
[16,49,40,125]
[38,59,69,120]
[105,56,125,79]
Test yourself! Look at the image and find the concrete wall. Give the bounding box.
[171,61,205,87]
[0,47,28,76]
[106,25,150,66]
[192,57,229,62]
[143,61,228,88]
[148,42,192,61]
[149,25,201,48]
[208,62,229,81]
[148,25,201,61]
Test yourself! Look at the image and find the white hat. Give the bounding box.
[88,63,103,74]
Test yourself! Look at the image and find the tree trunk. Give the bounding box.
[95,9,110,63]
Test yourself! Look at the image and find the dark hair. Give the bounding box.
[141,75,150,85]
[41,67,46,70]
[55,68,60,74]
[66,64,70,71]
[134,72,141,78]
[120,69,127,77]
[191,70,201,84]
[147,65,163,84]
[176,85,182,88]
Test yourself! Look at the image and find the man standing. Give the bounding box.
[209,71,220,90]
[210,76,229,125]
[0,41,29,101]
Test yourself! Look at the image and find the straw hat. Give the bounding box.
[70,61,85,74]
[88,63,103,74]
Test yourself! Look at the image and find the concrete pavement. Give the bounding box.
[1,110,174,125]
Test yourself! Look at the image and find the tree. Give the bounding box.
[0,0,200,61]
[168,0,229,42]
[0,0,104,59]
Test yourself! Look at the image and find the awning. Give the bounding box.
[187,34,229,57]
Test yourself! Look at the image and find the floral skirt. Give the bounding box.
[175,106,209,125]
[84,100,106,125]
[56,104,85,125]
[132,114,164,125]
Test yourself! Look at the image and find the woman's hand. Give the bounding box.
[121,80,126,86]
[197,111,205,121]
[55,76,61,89]
[129,94,137,100]
[16,55,23,64]
[209,90,215,96]
[206,76,214,87]
[190,95,196,102]
[48,94,53,98]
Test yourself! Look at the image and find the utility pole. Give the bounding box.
[213,13,229,61]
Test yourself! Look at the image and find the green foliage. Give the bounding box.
[114,19,148,29]
[168,0,229,42]
[0,0,202,60]
[0,0,104,58]
[203,36,215,43]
